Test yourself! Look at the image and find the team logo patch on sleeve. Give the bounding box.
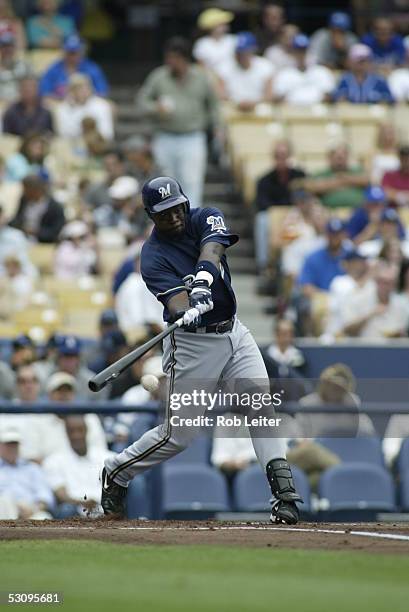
[206,215,227,232]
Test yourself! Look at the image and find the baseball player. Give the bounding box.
[101,176,302,524]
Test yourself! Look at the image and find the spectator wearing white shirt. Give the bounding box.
[55,73,114,141]
[43,415,115,518]
[264,24,299,72]
[273,33,335,105]
[341,262,409,338]
[54,220,98,279]
[0,253,34,316]
[217,32,274,111]
[193,8,236,72]
[388,54,409,101]
[370,123,400,185]
[115,253,164,336]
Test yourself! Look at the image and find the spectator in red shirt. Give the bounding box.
[382,145,409,206]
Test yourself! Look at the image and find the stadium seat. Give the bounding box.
[318,464,395,511]
[28,244,56,275]
[165,435,211,466]
[397,437,409,479]
[317,437,384,466]
[241,155,272,205]
[233,463,311,512]
[27,49,61,73]
[286,119,344,156]
[162,464,230,516]
[399,467,409,511]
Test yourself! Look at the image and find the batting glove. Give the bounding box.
[189,279,214,315]
[181,307,202,330]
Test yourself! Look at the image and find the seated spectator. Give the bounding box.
[9,334,37,371]
[280,189,327,280]
[308,11,357,70]
[304,144,368,209]
[255,2,285,52]
[14,363,41,404]
[332,44,395,104]
[79,116,108,159]
[361,16,405,70]
[10,174,65,243]
[347,185,403,244]
[115,253,164,336]
[54,220,98,279]
[0,0,26,52]
[43,415,114,518]
[86,309,119,374]
[381,145,409,207]
[273,34,335,105]
[297,363,376,437]
[0,427,54,519]
[55,73,114,140]
[5,133,50,183]
[325,250,372,337]
[264,23,299,72]
[217,32,274,110]
[122,136,163,184]
[94,176,145,243]
[193,7,235,72]
[26,0,75,50]
[39,33,109,98]
[99,331,138,400]
[254,140,306,271]
[388,45,409,102]
[2,76,54,137]
[211,414,257,486]
[84,148,126,210]
[0,29,32,101]
[341,262,409,338]
[0,204,35,276]
[358,208,409,258]
[370,123,400,185]
[0,253,33,315]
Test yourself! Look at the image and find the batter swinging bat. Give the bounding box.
[89,316,184,392]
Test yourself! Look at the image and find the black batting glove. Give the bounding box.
[189,279,214,315]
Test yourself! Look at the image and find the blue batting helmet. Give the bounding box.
[142,176,189,215]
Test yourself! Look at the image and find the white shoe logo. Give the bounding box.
[103,470,110,490]
[158,184,171,198]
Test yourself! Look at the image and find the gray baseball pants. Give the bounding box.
[105,318,287,486]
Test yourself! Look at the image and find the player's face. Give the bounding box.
[152,204,186,237]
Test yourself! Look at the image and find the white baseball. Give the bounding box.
[141,374,159,393]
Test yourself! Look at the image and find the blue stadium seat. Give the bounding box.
[163,465,230,516]
[399,469,409,511]
[233,464,311,513]
[317,437,384,466]
[318,464,395,511]
[397,437,409,478]
[165,435,211,465]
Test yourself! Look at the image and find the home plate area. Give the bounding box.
[1,520,409,554]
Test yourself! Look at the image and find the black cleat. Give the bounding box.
[266,458,303,525]
[100,467,127,518]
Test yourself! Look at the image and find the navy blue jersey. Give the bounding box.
[141,207,239,324]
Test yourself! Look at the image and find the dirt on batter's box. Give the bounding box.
[1,519,409,554]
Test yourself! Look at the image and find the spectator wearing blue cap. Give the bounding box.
[361,17,405,69]
[10,174,65,243]
[217,31,274,111]
[39,33,109,98]
[296,218,351,335]
[26,0,75,49]
[332,44,395,104]
[0,30,32,101]
[273,34,335,105]
[358,207,409,259]
[308,12,357,70]
[347,185,402,244]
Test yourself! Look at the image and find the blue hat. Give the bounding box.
[236,31,258,53]
[12,335,33,349]
[364,185,386,203]
[100,309,118,326]
[292,34,310,50]
[63,34,85,53]
[329,12,351,31]
[101,330,127,355]
[343,249,367,261]
[57,335,81,356]
[381,208,400,223]
[326,218,345,234]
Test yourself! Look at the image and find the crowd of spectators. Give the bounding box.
[0,2,408,519]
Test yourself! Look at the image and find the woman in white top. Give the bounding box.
[370,123,400,185]
[193,7,236,72]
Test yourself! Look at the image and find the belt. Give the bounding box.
[182,317,235,334]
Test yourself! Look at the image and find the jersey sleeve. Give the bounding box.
[197,207,239,248]
[141,252,187,306]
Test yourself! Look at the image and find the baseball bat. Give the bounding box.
[88,317,183,392]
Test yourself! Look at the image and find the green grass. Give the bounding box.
[1,541,408,612]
